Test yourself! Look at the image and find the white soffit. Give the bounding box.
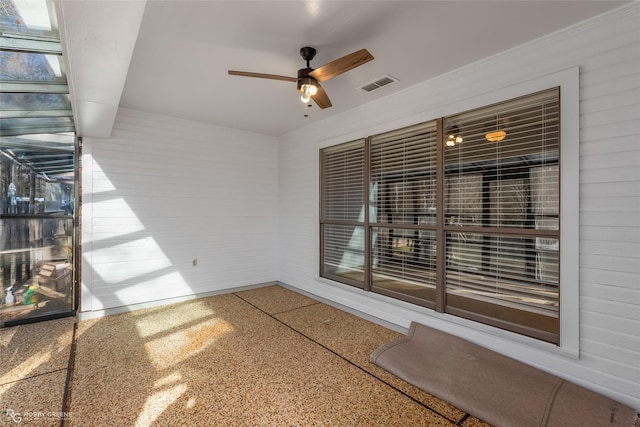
[56,1,147,138]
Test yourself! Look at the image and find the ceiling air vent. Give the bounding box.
[360,75,398,92]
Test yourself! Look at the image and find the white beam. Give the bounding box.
[56,1,147,137]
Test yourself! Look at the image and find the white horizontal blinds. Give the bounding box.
[322,224,366,284]
[371,228,438,301]
[369,121,438,302]
[443,88,560,341]
[320,140,366,287]
[370,122,438,225]
[321,139,365,222]
[445,233,559,310]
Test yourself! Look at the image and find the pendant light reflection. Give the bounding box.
[446,125,463,147]
[446,134,463,147]
[486,113,507,142]
[485,130,506,142]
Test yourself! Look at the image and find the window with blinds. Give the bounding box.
[319,88,561,343]
[320,139,366,287]
[443,89,559,341]
[370,121,438,305]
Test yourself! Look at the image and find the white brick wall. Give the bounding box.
[278,4,640,409]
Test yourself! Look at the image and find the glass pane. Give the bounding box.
[489,178,528,227]
[1,217,73,323]
[0,0,59,38]
[0,50,64,81]
[322,224,365,287]
[369,121,437,303]
[444,88,559,231]
[1,92,72,110]
[321,140,365,222]
[0,116,74,136]
[445,174,482,227]
[445,231,559,335]
[531,165,559,216]
[0,133,75,178]
[372,226,436,302]
[1,153,74,215]
[371,121,437,226]
[1,132,75,150]
[1,135,75,324]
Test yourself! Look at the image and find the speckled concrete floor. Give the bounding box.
[2,285,490,426]
[1,316,75,426]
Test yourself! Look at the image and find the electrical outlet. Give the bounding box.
[192,258,198,266]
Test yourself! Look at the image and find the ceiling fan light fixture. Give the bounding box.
[486,130,507,142]
[229,46,372,111]
[298,76,318,103]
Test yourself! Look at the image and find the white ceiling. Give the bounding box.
[60,1,630,138]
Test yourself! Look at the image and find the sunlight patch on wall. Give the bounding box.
[80,282,104,311]
[88,198,145,242]
[114,272,193,304]
[88,157,117,193]
[89,237,172,283]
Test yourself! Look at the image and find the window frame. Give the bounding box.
[318,68,579,352]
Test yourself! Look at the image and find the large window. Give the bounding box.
[320,88,560,343]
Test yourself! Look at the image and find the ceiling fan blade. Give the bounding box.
[228,70,296,82]
[309,49,374,82]
[311,84,332,109]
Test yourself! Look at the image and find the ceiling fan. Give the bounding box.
[228,47,374,111]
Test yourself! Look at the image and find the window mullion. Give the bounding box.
[364,136,371,292]
[436,118,446,312]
